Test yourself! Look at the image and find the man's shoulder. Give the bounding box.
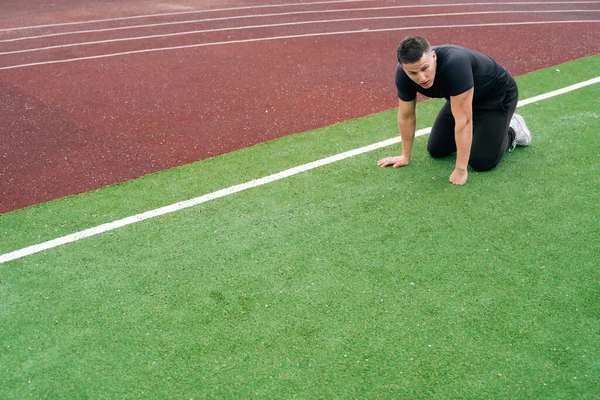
[434,45,477,97]
[395,62,410,83]
[434,45,474,63]
[395,63,417,101]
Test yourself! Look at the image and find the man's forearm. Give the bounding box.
[398,115,417,160]
[454,121,472,170]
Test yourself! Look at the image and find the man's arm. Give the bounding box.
[377,98,417,168]
[449,88,474,185]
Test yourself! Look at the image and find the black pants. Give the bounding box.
[427,75,519,171]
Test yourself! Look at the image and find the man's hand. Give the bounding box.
[378,156,410,168]
[449,168,468,185]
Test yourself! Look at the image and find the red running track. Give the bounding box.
[1,0,599,213]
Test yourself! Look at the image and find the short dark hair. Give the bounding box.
[397,36,431,64]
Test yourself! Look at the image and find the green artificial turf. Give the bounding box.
[1,55,599,398]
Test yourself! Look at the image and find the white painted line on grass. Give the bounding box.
[0,131,423,265]
[517,77,600,106]
[1,77,598,265]
[2,10,596,55]
[1,20,598,71]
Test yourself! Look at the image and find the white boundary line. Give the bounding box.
[2,2,597,42]
[0,0,377,32]
[2,10,596,55]
[2,0,597,33]
[1,20,598,71]
[1,76,599,265]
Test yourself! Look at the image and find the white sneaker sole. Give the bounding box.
[512,114,531,146]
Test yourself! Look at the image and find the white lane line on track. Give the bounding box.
[1,20,598,71]
[0,0,383,32]
[1,76,599,265]
[2,1,598,34]
[2,10,597,55]
[3,2,598,42]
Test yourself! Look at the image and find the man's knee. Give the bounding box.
[468,154,500,172]
[427,142,453,159]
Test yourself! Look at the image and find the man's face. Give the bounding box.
[401,50,437,89]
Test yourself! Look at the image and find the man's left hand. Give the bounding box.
[449,168,468,185]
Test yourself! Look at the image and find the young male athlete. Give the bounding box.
[378,36,531,185]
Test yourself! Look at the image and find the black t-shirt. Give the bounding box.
[395,45,511,104]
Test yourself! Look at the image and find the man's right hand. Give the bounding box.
[377,156,410,168]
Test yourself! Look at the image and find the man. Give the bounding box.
[378,36,531,185]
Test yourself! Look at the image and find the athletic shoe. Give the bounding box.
[508,113,531,151]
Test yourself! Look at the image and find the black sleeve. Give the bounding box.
[395,64,416,102]
[445,52,474,96]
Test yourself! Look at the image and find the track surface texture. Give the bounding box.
[1,0,599,213]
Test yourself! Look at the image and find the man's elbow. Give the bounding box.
[398,112,416,124]
[454,117,472,133]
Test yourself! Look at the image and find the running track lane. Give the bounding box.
[0,0,599,213]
